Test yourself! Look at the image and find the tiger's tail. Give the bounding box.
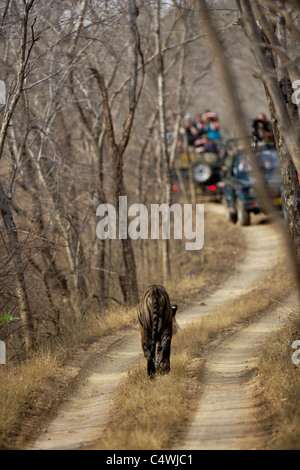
[151,288,160,359]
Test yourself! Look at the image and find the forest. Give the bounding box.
[1,0,300,452]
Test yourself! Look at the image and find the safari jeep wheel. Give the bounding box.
[237,199,250,226]
[193,161,213,184]
[224,201,237,224]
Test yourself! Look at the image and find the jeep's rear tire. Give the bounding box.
[237,199,250,226]
[193,161,213,183]
[225,203,237,224]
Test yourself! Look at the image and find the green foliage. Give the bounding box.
[0,313,20,328]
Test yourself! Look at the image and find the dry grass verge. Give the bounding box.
[258,306,300,450]
[0,354,60,446]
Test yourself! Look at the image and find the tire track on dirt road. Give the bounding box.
[182,295,296,450]
[27,206,285,450]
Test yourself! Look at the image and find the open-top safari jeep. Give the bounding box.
[173,148,223,199]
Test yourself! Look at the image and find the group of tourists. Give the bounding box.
[251,113,275,146]
[176,110,275,157]
[177,110,222,156]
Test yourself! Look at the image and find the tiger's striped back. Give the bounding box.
[137,285,178,376]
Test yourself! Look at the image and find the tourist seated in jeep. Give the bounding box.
[252,113,275,146]
[202,111,222,142]
[178,114,203,148]
[194,134,220,157]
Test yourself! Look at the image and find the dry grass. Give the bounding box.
[99,357,190,450]
[0,304,140,446]
[60,305,138,345]
[0,353,60,444]
[258,307,300,450]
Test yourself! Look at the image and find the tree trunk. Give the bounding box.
[90,0,143,305]
[236,0,300,283]
[0,182,35,350]
[90,71,140,306]
[266,86,300,276]
[154,0,172,282]
[237,0,300,177]
[69,69,107,300]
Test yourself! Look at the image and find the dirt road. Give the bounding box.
[182,298,295,450]
[26,206,290,450]
[28,330,142,450]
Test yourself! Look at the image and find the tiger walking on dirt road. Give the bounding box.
[137,285,178,376]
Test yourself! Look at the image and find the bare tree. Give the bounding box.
[154,0,173,282]
[0,0,37,350]
[235,0,300,274]
[196,0,300,294]
[90,0,145,306]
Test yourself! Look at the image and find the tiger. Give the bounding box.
[137,284,178,376]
